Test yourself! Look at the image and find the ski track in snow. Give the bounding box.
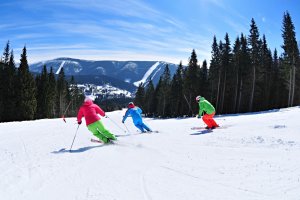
[1,108,300,199]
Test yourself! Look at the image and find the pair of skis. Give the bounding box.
[91,130,159,144]
[191,125,229,130]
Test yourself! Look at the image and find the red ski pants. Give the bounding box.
[202,112,218,128]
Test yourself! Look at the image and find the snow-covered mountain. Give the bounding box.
[1,107,300,200]
[30,58,178,93]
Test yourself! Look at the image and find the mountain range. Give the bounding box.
[29,58,179,93]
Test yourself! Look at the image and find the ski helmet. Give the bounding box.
[84,96,94,102]
[128,102,135,108]
[195,95,201,102]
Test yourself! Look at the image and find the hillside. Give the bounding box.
[1,107,300,200]
[29,58,178,92]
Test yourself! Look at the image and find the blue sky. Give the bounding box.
[1,0,300,65]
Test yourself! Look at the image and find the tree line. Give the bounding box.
[134,12,300,118]
[0,44,84,122]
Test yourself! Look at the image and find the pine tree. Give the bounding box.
[281,11,300,106]
[237,34,251,112]
[156,64,171,117]
[69,76,84,117]
[209,36,222,109]
[48,67,57,117]
[36,65,51,119]
[170,62,184,117]
[183,49,199,115]
[0,43,17,121]
[56,68,68,117]
[16,46,37,120]
[248,18,261,111]
[232,36,242,113]
[5,50,17,121]
[260,35,273,109]
[144,79,155,117]
[219,33,232,113]
[2,41,10,64]
[134,82,145,110]
[0,61,4,121]
[270,49,280,108]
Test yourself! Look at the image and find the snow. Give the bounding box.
[1,107,300,200]
[134,61,160,86]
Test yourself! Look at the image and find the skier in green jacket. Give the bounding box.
[196,95,219,129]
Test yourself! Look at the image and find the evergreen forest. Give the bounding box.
[134,12,300,118]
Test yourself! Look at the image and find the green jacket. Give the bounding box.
[198,97,215,116]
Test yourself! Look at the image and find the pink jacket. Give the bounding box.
[77,101,105,126]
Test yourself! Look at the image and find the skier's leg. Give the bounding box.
[202,114,212,128]
[135,122,145,133]
[87,122,109,143]
[141,122,152,132]
[96,120,117,141]
[208,112,219,128]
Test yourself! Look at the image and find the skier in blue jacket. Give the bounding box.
[122,102,152,133]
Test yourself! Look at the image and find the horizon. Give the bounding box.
[1,0,300,65]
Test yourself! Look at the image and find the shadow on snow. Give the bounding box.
[51,145,103,154]
[190,130,213,135]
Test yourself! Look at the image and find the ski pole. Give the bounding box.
[106,115,126,133]
[61,90,77,123]
[123,123,132,135]
[183,94,194,116]
[69,124,80,151]
[62,100,73,123]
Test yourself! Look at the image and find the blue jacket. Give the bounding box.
[123,107,143,125]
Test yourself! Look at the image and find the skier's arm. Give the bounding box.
[77,108,84,124]
[95,104,105,117]
[137,107,142,114]
[122,109,130,123]
[198,102,204,117]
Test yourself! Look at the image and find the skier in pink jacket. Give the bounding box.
[77,96,116,143]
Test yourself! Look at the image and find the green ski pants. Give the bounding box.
[87,120,116,143]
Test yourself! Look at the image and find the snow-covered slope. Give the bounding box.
[1,107,300,200]
[30,58,178,87]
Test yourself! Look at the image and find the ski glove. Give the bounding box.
[78,121,82,125]
[197,115,201,119]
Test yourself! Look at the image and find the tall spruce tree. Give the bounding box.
[260,35,273,110]
[270,49,280,108]
[219,33,232,113]
[144,79,155,117]
[281,11,300,106]
[0,61,4,121]
[5,50,17,121]
[16,46,37,120]
[156,64,171,117]
[36,65,51,119]
[1,43,17,121]
[170,62,184,117]
[2,41,10,64]
[237,34,252,112]
[209,36,222,109]
[48,67,57,117]
[56,68,68,117]
[183,49,199,115]
[248,18,261,111]
[134,82,145,110]
[232,36,242,113]
[69,76,84,117]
